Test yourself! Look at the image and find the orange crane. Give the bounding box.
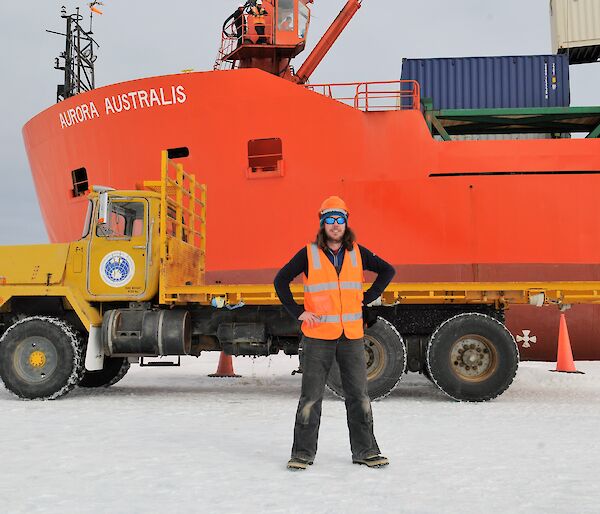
[293,0,361,83]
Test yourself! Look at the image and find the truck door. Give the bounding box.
[87,198,149,298]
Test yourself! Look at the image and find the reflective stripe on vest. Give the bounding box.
[310,243,321,270]
[319,315,341,323]
[302,242,364,340]
[340,281,362,290]
[316,313,362,323]
[349,248,358,267]
[304,281,362,293]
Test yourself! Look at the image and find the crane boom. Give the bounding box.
[294,0,362,84]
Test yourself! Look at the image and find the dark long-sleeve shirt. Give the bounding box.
[274,245,396,319]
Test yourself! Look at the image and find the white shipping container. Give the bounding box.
[550,0,600,63]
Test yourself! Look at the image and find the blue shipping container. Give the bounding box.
[400,55,570,110]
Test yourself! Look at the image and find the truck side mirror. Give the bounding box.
[98,191,109,227]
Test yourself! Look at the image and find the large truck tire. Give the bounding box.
[0,316,84,400]
[327,317,407,401]
[79,357,131,388]
[427,313,519,402]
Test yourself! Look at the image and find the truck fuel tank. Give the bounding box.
[102,309,191,357]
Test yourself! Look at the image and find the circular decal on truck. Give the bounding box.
[99,252,136,287]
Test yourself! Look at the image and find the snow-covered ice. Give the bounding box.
[1,355,599,514]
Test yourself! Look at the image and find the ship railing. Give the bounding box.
[214,12,274,70]
[305,80,421,112]
[215,15,242,70]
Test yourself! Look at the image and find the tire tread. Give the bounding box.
[426,312,519,402]
[0,316,84,400]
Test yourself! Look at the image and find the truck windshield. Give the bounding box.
[96,201,145,238]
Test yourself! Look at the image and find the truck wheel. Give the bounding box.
[0,316,84,400]
[326,317,407,401]
[427,313,519,402]
[79,357,131,388]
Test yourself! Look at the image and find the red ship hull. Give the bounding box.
[22,69,600,360]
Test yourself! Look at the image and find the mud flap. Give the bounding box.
[85,325,105,371]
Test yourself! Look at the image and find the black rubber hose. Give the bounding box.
[222,1,254,37]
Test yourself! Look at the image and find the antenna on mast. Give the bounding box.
[47,4,102,103]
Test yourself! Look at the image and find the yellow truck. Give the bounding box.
[1,152,598,402]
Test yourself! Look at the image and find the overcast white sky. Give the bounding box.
[0,0,598,244]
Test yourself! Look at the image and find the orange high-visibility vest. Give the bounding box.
[251,6,268,25]
[302,243,364,340]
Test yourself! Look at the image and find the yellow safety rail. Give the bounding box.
[145,151,207,304]
[156,280,600,310]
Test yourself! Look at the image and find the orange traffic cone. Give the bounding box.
[550,313,584,374]
[208,352,241,378]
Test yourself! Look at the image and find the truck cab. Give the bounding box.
[75,189,161,301]
[0,154,210,400]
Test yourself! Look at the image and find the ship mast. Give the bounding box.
[47,6,100,102]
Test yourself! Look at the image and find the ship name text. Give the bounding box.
[59,85,188,129]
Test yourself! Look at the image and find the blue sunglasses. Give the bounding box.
[324,216,346,225]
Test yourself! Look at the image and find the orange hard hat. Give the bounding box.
[319,196,349,217]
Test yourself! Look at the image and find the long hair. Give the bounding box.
[315,225,356,252]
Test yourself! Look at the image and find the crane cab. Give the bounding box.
[271,0,312,48]
[216,0,313,76]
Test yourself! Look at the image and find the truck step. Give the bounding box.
[140,356,181,367]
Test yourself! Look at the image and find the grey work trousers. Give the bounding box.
[291,335,381,461]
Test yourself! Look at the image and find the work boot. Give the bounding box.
[352,454,389,468]
[287,457,313,471]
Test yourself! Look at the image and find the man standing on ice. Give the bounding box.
[274,196,395,470]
